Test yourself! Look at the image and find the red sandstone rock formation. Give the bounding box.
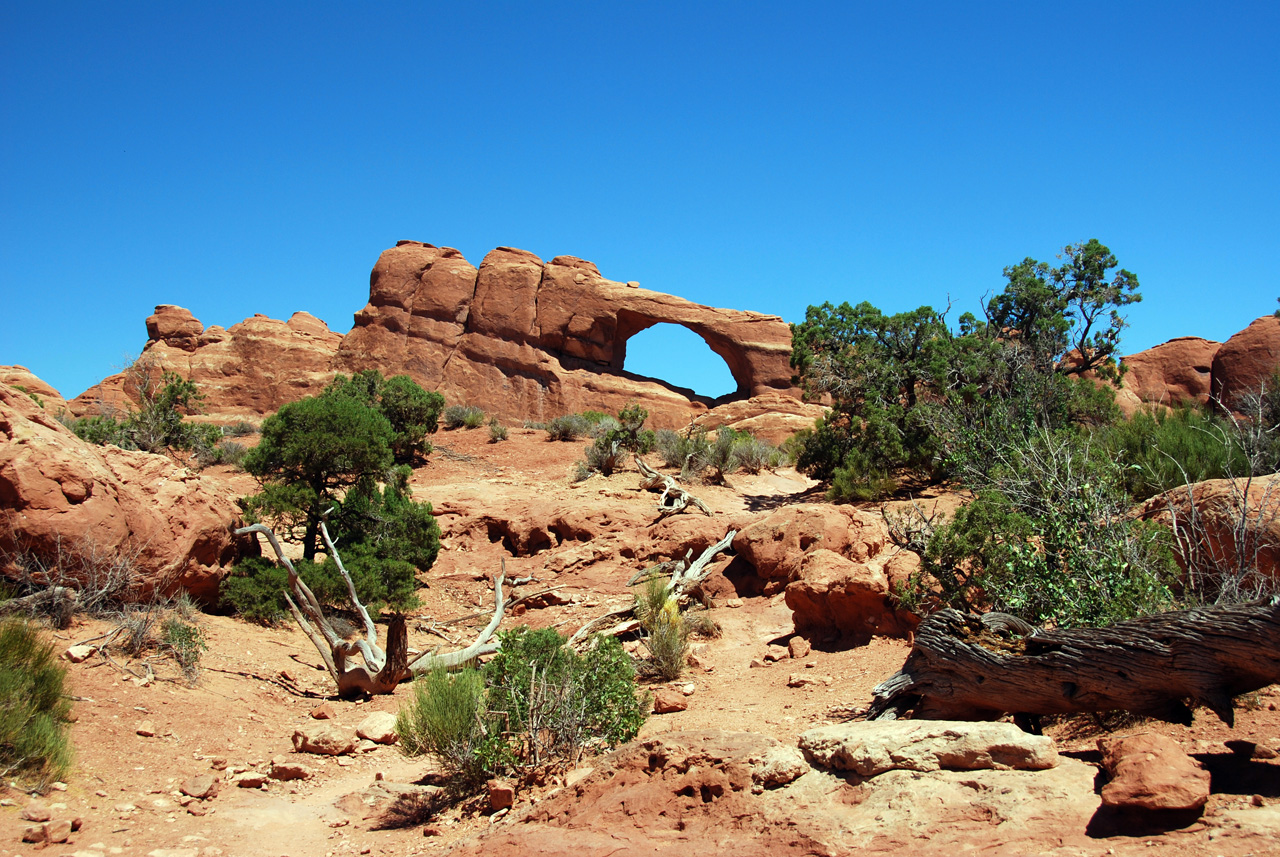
[1119,336,1219,410]
[1211,315,1280,413]
[335,242,797,428]
[0,382,247,604]
[71,308,344,421]
[0,366,68,415]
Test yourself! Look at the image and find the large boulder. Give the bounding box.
[783,549,915,642]
[0,381,247,604]
[1137,473,1280,585]
[733,505,887,586]
[1119,336,1219,411]
[1211,315,1280,413]
[0,366,68,416]
[1098,733,1210,811]
[799,720,1058,777]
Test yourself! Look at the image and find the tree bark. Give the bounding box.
[868,598,1280,728]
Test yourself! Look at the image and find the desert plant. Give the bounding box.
[0,618,73,790]
[546,413,591,441]
[224,420,259,437]
[728,433,782,474]
[488,417,508,443]
[443,404,486,430]
[161,616,207,682]
[635,577,690,680]
[396,667,494,789]
[218,556,291,624]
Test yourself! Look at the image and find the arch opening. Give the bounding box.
[621,322,739,400]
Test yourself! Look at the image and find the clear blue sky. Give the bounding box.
[2,2,1276,401]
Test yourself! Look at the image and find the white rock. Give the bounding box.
[799,720,1058,777]
[355,711,398,745]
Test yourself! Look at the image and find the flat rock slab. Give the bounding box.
[799,720,1058,777]
[292,724,356,756]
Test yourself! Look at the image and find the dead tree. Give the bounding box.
[236,523,507,698]
[635,456,711,517]
[868,597,1280,728]
[567,529,736,649]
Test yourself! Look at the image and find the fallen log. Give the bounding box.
[635,456,711,517]
[868,597,1280,728]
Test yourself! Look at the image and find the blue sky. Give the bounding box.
[2,2,1276,401]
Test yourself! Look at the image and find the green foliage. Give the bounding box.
[546,413,591,441]
[728,434,782,474]
[576,404,655,477]
[488,417,508,443]
[634,578,688,680]
[13,385,44,408]
[195,439,249,469]
[0,618,73,790]
[66,364,222,458]
[443,404,486,430]
[397,628,646,791]
[326,371,443,462]
[224,420,259,437]
[1096,406,1251,501]
[161,616,207,682]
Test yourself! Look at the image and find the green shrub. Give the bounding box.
[654,428,690,468]
[634,577,689,680]
[161,616,207,682]
[397,627,646,791]
[1096,406,1252,501]
[443,404,486,430]
[195,439,249,469]
[224,420,259,437]
[488,417,508,443]
[0,618,73,790]
[728,433,782,475]
[546,414,591,441]
[219,556,291,624]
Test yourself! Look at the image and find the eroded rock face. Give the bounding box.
[0,382,247,604]
[336,242,797,427]
[1120,336,1219,410]
[0,366,68,415]
[71,309,345,421]
[1212,315,1280,413]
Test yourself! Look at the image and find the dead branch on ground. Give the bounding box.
[636,456,711,517]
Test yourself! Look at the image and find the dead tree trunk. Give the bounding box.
[868,598,1280,728]
[636,456,711,517]
[236,523,507,698]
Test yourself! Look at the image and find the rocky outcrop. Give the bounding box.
[1119,336,1219,411]
[732,505,915,641]
[0,382,248,604]
[71,308,344,421]
[693,393,825,445]
[335,242,797,427]
[0,366,68,415]
[1212,315,1280,413]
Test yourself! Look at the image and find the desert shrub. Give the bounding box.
[442,404,486,430]
[326,371,443,462]
[488,417,508,443]
[195,439,248,469]
[570,460,592,482]
[1097,406,1251,501]
[0,618,73,790]
[728,433,782,474]
[588,416,621,438]
[161,616,207,682]
[224,420,259,437]
[634,577,690,680]
[397,627,646,790]
[654,428,689,468]
[546,413,591,441]
[218,556,291,624]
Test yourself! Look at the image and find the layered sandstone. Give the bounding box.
[334,242,797,427]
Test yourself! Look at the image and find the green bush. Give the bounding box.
[546,414,591,441]
[326,371,443,462]
[224,420,259,437]
[195,439,249,469]
[1096,406,1253,501]
[218,556,291,624]
[634,578,689,680]
[443,404,486,430]
[396,627,646,791]
[0,618,73,790]
[161,616,207,682]
[488,417,508,443]
[729,434,782,474]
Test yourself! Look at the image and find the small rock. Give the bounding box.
[51,781,68,791]
[136,720,157,738]
[787,637,811,659]
[1253,794,1266,807]
[21,800,52,822]
[310,703,336,720]
[292,724,356,756]
[232,772,269,788]
[726,598,743,608]
[422,825,442,837]
[71,816,83,831]
[487,778,515,811]
[180,774,219,800]
[680,683,696,696]
[44,818,73,844]
[22,825,47,844]
[749,658,768,669]
[1099,733,1211,811]
[763,645,790,662]
[114,803,138,813]
[65,644,96,663]
[269,755,312,781]
[208,756,228,771]
[800,720,1059,776]
[653,687,689,714]
[187,804,208,817]
[356,712,398,745]
[787,674,819,688]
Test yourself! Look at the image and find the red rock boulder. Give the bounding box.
[0,382,248,604]
[1211,315,1280,413]
[1098,733,1210,811]
[0,366,68,416]
[1120,336,1219,410]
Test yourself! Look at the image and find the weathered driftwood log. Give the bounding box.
[236,522,506,697]
[636,456,711,517]
[868,598,1280,728]
[567,530,737,650]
